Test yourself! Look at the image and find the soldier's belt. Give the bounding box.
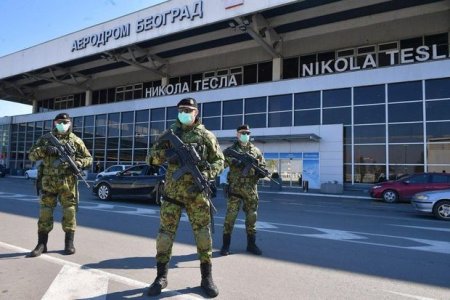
[226,186,243,199]
[240,177,254,183]
[163,195,185,207]
[42,168,73,176]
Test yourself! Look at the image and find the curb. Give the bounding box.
[5,176,371,200]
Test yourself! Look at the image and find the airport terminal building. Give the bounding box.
[1,0,450,188]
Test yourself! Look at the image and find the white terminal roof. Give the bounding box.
[0,0,448,104]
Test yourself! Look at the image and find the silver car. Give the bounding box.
[412,189,450,221]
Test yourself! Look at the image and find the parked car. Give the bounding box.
[25,168,38,179]
[24,161,42,180]
[96,164,132,179]
[92,164,165,203]
[0,164,6,177]
[412,189,450,221]
[370,173,450,203]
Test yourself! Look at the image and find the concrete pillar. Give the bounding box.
[85,90,92,106]
[161,77,169,86]
[32,99,38,113]
[448,32,450,56]
[272,57,282,81]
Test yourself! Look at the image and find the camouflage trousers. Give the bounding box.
[223,183,259,236]
[37,175,78,233]
[156,194,212,264]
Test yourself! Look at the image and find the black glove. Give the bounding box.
[45,146,59,156]
[165,149,179,164]
[230,158,244,167]
[257,172,266,179]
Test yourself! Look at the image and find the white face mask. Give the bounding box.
[239,133,250,143]
[55,122,70,133]
[178,112,195,125]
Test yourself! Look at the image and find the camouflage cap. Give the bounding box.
[237,124,251,133]
[54,112,71,121]
[177,97,198,109]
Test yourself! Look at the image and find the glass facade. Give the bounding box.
[7,76,450,183]
[0,124,9,167]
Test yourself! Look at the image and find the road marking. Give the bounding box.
[0,241,202,300]
[78,204,115,210]
[42,265,108,300]
[301,228,366,240]
[3,192,450,255]
[408,238,450,254]
[390,224,450,232]
[384,290,437,300]
[259,190,372,199]
[253,224,450,255]
[107,208,158,215]
[235,221,278,229]
[4,193,32,198]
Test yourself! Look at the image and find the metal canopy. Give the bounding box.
[0,0,446,103]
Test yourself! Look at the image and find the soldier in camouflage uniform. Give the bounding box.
[146,98,224,298]
[28,113,92,257]
[220,124,265,256]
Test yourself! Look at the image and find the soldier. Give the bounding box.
[146,98,224,298]
[220,124,265,256]
[28,113,92,257]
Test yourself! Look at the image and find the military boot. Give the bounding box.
[29,232,48,257]
[220,234,231,256]
[64,231,76,255]
[246,234,262,255]
[200,262,219,298]
[148,263,168,296]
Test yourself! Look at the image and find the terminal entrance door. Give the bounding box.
[280,158,303,186]
[279,153,303,187]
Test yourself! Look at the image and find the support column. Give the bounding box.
[161,77,169,86]
[32,99,38,113]
[85,90,92,106]
[448,31,450,56]
[272,57,282,81]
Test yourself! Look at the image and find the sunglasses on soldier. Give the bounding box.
[55,120,70,125]
[178,107,195,113]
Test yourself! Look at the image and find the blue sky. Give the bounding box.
[0,0,165,117]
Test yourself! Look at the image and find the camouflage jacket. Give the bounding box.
[225,141,266,185]
[29,129,92,177]
[147,120,224,201]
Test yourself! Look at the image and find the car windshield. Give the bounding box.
[122,165,146,176]
[403,174,428,184]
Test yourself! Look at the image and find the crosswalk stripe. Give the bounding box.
[42,264,108,300]
[0,241,202,300]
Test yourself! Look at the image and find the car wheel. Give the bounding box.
[432,200,450,221]
[382,190,398,203]
[97,183,112,200]
[25,173,30,180]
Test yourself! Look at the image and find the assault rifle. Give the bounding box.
[223,148,280,184]
[157,129,217,232]
[44,132,90,188]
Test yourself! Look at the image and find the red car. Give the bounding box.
[370,173,450,203]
